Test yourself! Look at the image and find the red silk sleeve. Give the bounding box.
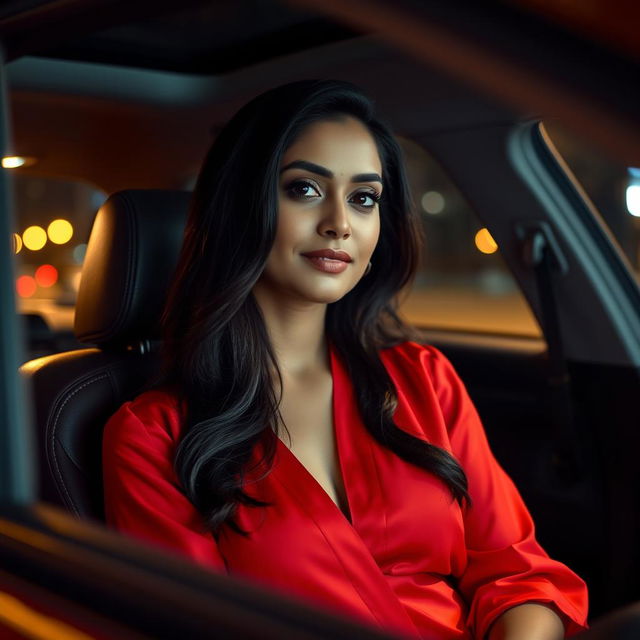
[102,392,227,572]
[421,346,588,638]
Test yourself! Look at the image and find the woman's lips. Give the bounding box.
[301,249,352,274]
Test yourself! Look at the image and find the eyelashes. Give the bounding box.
[284,179,381,210]
[285,179,321,200]
[350,191,381,209]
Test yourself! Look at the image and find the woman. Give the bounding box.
[103,80,588,639]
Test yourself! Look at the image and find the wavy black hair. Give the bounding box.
[161,80,469,534]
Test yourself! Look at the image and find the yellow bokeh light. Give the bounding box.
[2,156,25,169]
[47,219,74,244]
[2,156,36,169]
[475,228,498,255]
[13,233,22,253]
[22,225,47,251]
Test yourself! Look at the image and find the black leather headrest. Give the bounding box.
[74,190,189,348]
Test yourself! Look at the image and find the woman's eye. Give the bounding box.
[286,180,321,200]
[350,191,380,210]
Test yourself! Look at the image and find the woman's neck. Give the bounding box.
[252,289,328,377]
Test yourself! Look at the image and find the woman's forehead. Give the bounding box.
[281,117,382,176]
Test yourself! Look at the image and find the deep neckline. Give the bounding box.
[275,345,353,524]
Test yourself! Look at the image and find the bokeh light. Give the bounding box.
[475,228,498,254]
[2,156,25,169]
[626,185,640,217]
[22,225,47,251]
[13,233,22,254]
[47,218,74,244]
[421,191,445,215]
[72,243,87,264]
[16,275,36,298]
[35,264,58,288]
[2,156,36,169]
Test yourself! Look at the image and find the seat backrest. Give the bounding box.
[21,189,190,520]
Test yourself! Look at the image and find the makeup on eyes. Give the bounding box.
[284,178,321,199]
[281,160,383,208]
[283,178,381,212]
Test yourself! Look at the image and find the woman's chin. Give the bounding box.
[254,275,360,307]
[303,281,360,305]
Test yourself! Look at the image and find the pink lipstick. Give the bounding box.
[301,249,352,274]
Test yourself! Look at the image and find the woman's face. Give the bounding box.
[255,116,382,307]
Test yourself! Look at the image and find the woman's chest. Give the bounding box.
[220,429,467,580]
[220,348,467,591]
[277,370,349,517]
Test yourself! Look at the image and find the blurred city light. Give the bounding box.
[2,156,26,169]
[13,233,22,254]
[475,228,498,254]
[35,264,58,288]
[627,185,640,217]
[47,218,74,244]
[626,168,640,217]
[22,225,47,251]
[2,156,36,169]
[421,191,445,215]
[72,243,87,264]
[16,275,36,298]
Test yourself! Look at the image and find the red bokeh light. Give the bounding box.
[16,275,36,298]
[35,264,58,288]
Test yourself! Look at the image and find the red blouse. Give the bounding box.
[103,342,588,639]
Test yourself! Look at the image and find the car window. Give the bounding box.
[397,137,541,337]
[542,121,640,286]
[11,174,106,355]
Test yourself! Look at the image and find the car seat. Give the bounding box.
[20,189,190,520]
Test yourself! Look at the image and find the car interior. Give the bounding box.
[2,0,640,638]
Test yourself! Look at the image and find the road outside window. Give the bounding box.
[398,138,541,337]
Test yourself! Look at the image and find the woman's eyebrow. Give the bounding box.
[281,160,331,177]
[351,172,383,184]
[280,160,383,184]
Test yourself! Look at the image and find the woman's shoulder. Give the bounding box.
[105,387,184,443]
[380,340,466,399]
[380,342,477,439]
[380,340,453,374]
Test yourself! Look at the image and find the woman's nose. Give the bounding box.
[318,199,351,239]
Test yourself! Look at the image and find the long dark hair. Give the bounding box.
[161,80,469,534]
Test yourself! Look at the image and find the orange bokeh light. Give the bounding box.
[16,275,36,298]
[474,228,499,255]
[35,264,58,288]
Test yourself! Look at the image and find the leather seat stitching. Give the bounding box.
[49,372,110,515]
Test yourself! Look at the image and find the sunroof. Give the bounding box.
[33,0,361,73]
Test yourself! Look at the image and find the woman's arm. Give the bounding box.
[488,604,565,640]
[103,395,227,571]
[406,344,588,637]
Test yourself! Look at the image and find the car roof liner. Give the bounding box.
[0,0,361,72]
